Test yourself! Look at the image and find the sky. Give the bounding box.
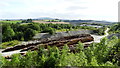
[0,0,119,22]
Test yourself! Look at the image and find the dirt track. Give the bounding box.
[91,28,109,43]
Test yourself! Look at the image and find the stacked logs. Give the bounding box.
[2,34,94,52]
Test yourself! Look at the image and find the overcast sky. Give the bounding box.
[0,0,119,22]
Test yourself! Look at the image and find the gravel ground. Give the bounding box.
[0,49,26,57]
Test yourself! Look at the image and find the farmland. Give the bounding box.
[33,20,69,24]
[0,20,21,24]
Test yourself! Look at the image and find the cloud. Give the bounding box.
[0,0,119,22]
[0,2,10,7]
[66,6,87,11]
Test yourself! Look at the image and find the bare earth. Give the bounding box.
[33,20,69,24]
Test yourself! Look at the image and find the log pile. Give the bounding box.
[2,34,94,52]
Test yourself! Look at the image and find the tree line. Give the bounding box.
[2,22,106,42]
[2,23,75,42]
[109,22,120,33]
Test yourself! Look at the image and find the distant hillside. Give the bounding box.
[33,17,54,20]
[0,17,114,25]
[33,17,113,25]
[62,20,113,25]
[33,20,69,24]
[0,17,54,21]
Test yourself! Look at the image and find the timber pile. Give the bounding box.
[2,34,94,52]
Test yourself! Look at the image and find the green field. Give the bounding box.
[0,20,21,23]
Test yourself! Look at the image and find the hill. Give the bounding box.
[0,17,114,25]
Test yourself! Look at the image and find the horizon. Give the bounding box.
[0,17,114,22]
[0,0,119,22]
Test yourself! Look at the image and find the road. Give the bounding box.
[83,28,109,44]
[91,28,109,43]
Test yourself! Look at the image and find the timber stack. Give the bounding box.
[2,34,94,52]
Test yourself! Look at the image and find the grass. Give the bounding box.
[56,29,70,32]
[56,28,94,32]
[0,20,21,24]
[0,40,20,49]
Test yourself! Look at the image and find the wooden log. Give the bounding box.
[2,34,94,52]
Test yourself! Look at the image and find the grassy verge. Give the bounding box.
[0,40,20,49]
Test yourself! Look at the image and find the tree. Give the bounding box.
[14,32,24,41]
[26,19,32,23]
[21,19,32,23]
[21,20,26,23]
[28,24,40,31]
[17,24,28,32]
[76,42,84,52]
[10,54,21,66]
[43,52,56,68]
[0,54,4,67]
[89,57,99,66]
[24,28,36,41]
[3,25,15,41]
[43,27,55,35]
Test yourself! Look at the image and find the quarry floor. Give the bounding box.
[0,28,109,57]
